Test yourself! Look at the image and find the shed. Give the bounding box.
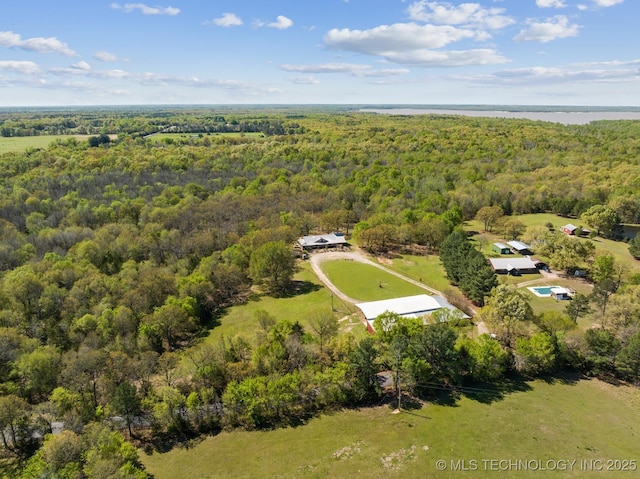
[562,224,578,235]
[507,240,533,255]
[551,287,572,300]
[492,242,512,255]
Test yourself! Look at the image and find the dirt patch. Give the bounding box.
[376,256,393,266]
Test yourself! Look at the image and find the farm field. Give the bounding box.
[140,376,640,479]
[0,135,92,153]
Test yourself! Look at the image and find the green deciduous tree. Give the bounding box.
[482,284,534,348]
[514,332,556,375]
[580,204,620,238]
[249,241,296,296]
[475,205,504,233]
[458,334,509,382]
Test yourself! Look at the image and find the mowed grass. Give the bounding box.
[521,279,593,317]
[203,262,364,346]
[140,377,640,479]
[379,254,451,293]
[320,260,428,302]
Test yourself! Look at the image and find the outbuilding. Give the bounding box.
[551,287,572,300]
[492,242,512,255]
[355,294,465,333]
[507,240,533,255]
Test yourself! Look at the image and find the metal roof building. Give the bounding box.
[355,294,466,332]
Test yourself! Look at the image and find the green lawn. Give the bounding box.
[378,254,451,293]
[320,260,428,302]
[521,279,593,317]
[140,377,640,479]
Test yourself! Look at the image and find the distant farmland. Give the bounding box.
[0,135,94,153]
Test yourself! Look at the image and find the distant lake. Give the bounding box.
[360,108,640,125]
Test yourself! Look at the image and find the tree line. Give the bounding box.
[1,108,640,477]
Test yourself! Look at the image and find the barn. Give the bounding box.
[355,294,465,333]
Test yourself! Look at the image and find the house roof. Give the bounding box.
[297,233,348,247]
[563,224,577,231]
[493,242,510,249]
[489,257,539,271]
[551,287,572,295]
[507,240,531,251]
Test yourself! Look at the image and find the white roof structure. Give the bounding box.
[493,242,510,249]
[507,240,531,252]
[489,257,539,271]
[355,294,465,330]
[297,233,348,248]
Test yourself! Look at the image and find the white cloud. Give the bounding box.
[281,62,409,76]
[325,23,477,53]
[407,1,515,29]
[536,0,567,7]
[593,0,624,7]
[49,64,131,79]
[514,16,580,43]
[288,76,320,85]
[255,15,294,30]
[0,31,75,56]
[211,13,243,27]
[324,23,507,66]
[462,61,640,86]
[0,60,40,74]
[94,51,127,62]
[71,61,91,70]
[268,16,293,30]
[110,3,180,16]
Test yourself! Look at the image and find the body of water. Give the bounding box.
[360,108,640,125]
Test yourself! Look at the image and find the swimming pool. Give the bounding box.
[531,286,555,296]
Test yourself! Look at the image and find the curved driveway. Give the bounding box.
[308,249,487,334]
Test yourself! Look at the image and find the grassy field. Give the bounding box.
[320,260,429,302]
[140,376,640,479]
[0,135,88,153]
[377,254,451,293]
[203,262,365,347]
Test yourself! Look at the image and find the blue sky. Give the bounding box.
[0,0,638,106]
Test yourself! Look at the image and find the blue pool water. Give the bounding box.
[532,286,554,295]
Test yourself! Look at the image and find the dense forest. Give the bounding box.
[1,107,640,478]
